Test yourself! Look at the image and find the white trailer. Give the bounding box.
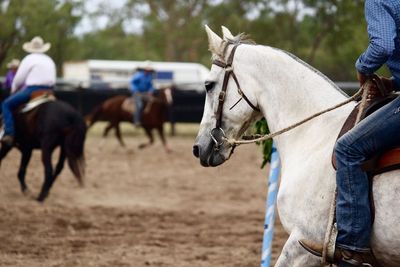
[62,60,209,91]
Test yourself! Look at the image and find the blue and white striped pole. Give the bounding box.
[261,143,280,267]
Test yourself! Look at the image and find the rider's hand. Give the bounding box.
[361,74,394,100]
[357,71,378,100]
[357,71,370,86]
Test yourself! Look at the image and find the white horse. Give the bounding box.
[193,26,400,266]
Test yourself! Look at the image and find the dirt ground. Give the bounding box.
[0,125,288,267]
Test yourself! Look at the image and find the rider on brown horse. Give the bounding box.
[1,36,56,148]
[130,61,155,127]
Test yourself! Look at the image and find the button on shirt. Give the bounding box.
[11,53,56,94]
[356,0,400,88]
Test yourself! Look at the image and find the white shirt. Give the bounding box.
[11,53,56,94]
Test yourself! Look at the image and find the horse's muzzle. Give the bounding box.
[192,144,200,158]
[193,134,227,167]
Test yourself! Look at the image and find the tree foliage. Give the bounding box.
[0,0,81,73]
[1,0,372,82]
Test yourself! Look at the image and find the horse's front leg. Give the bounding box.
[37,147,54,202]
[139,127,154,149]
[156,125,171,153]
[115,123,125,147]
[18,148,32,194]
[275,230,323,267]
[103,123,113,137]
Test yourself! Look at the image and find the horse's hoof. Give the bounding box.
[22,188,30,195]
[138,144,146,149]
[36,193,48,202]
[36,197,46,203]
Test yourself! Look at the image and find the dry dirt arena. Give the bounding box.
[0,123,288,267]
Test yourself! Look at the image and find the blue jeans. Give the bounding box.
[335,95,400,252]
[2,85,52,136]
[133,93,144,124]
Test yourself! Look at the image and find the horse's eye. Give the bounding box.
[205,81,215,92]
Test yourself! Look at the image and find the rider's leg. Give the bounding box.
[134,94,143,125]
[300,96,400,266]
[335,96,400,253]
[1,89,32,137]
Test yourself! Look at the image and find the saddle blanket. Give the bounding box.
[21,94,55,113]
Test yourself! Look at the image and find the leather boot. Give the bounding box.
[1,135,14,148]
[298,239,381,267]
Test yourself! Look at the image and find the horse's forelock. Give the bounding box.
[210,33,255,61]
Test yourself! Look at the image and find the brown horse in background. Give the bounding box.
[85,87,173,152]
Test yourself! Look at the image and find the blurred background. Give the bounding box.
[0,0,375,123]
[0,0,371,79]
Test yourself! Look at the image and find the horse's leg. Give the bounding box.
[115,123,125,147]
[0,142,13,166]
[103,123,113,137]
[156,125,171,153]
[17,148,32,194]
[98,123,114,148]
[37,147,55,202]
[139,127,153,149]
[53,146,66,179]
[275,230,322,267]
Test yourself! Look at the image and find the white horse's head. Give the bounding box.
[193,26,262,167]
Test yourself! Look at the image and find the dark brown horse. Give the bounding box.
[85,87,173,152]
[0,100,86,202]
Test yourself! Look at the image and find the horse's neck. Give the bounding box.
[251,47,355,161]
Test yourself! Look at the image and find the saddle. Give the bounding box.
[21,89,55,113]
[332,91,400,174]
[121,97,136,114]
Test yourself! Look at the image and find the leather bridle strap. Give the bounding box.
[212,44,260,129]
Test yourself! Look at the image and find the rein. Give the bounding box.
[226,85,366,147]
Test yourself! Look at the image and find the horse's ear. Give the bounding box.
[205,25,222,55]
[221,26,234,40]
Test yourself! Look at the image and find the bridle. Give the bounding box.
[210,44,260,151]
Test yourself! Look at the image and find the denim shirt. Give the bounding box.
[356,0,400,88]
[130,71,155,94]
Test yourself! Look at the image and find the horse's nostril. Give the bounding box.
[193,145,200,158]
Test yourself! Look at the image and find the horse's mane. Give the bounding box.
[210,33,255,60]
[210,31,348,97]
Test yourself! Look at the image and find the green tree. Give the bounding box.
[0,0,82,73]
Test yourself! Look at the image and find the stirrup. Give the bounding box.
[324,222,338,263]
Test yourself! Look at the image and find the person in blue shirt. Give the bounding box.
[300,1,400,266]
[130,61,155,126]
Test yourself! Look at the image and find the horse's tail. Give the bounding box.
[65,117,87,185]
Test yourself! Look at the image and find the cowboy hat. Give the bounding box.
[23,36,51,53]
[6,58,20,68]
[137,60,155,72]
